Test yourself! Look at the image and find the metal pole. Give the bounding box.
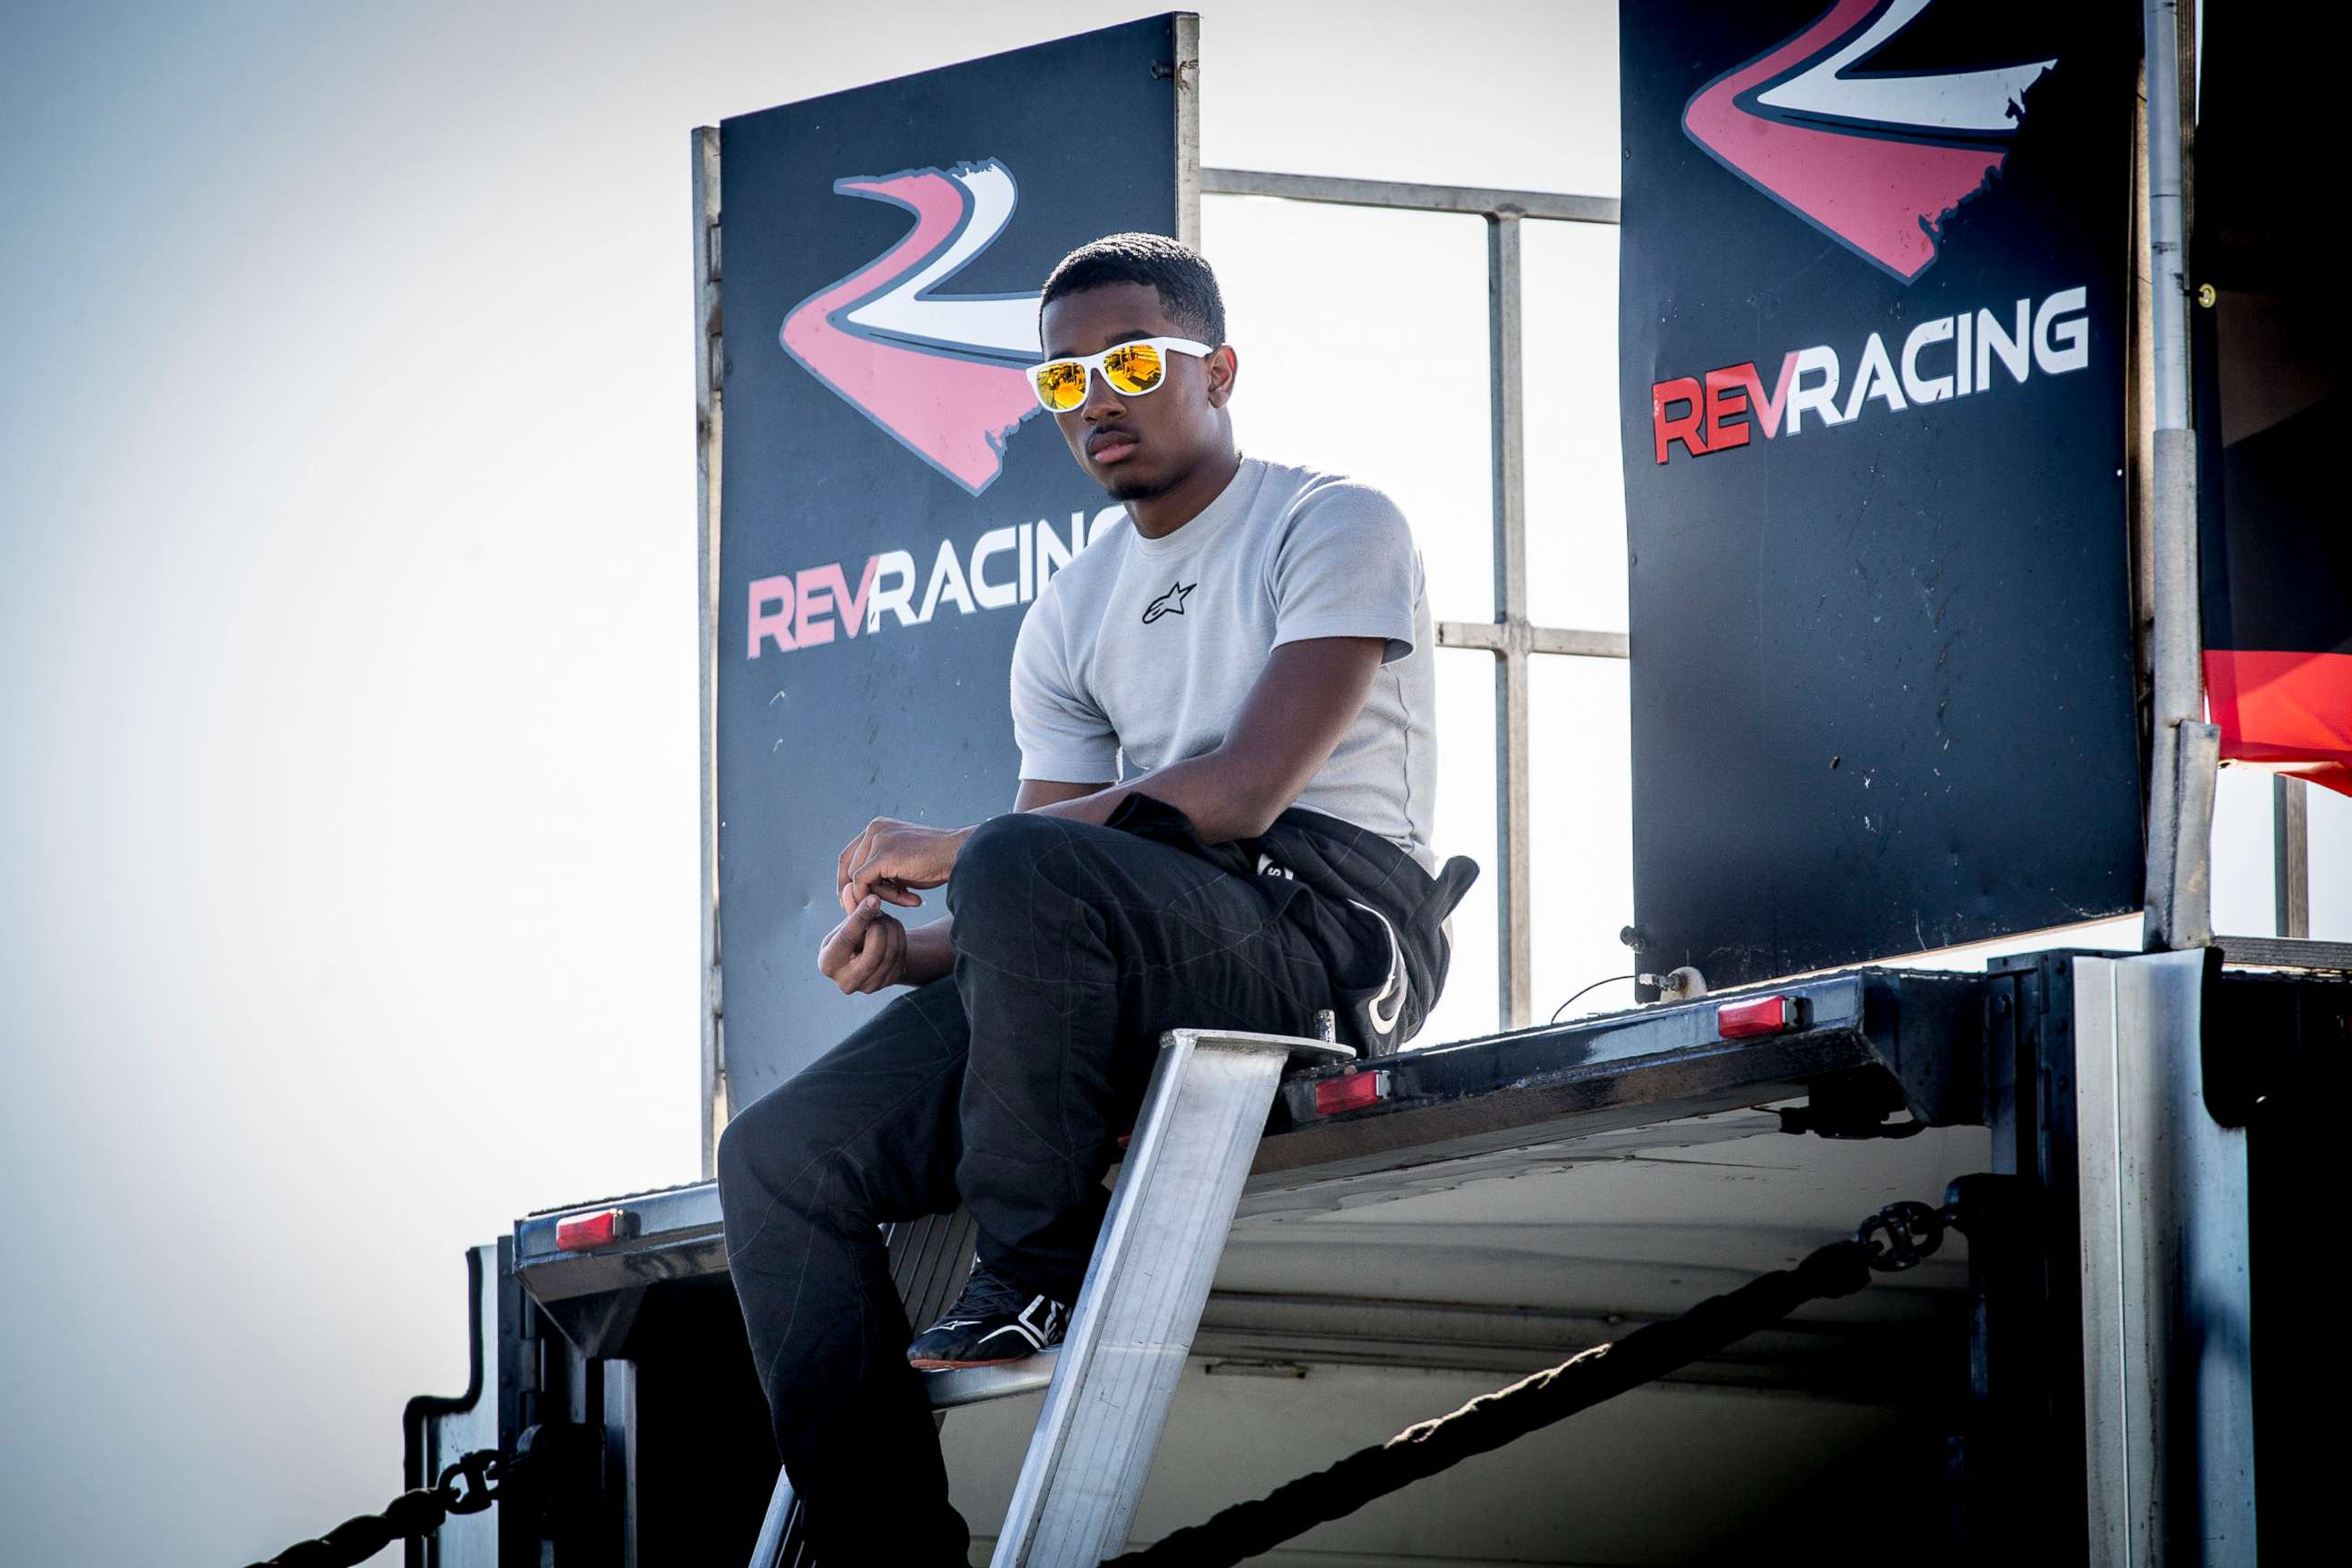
[2074,951,2256,1564]
[2273,775,2309,938]
[2141,0,2210,951]
[692,126,727,1176]
[1172,16,1200,251]
[1486,211,1533,1031]
[1200,167,1619,226]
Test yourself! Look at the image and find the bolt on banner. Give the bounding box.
[716,15,1191,1096]
[1619,0,2141,991]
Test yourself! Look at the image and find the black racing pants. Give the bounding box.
[714,809,1353,1564]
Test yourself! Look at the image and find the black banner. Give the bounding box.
[1618,1,2141,990]
[716,16,1184,1097]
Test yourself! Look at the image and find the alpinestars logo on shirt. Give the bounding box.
[1142,581,1196,623]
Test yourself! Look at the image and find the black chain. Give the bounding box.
[1109,1186,1991,1566]
[253,1191,1984,1568]
[245,1446,511,1568]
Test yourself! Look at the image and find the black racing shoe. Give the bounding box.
[907,1260,1070,1369]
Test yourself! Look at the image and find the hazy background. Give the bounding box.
[1,4,2341,1563]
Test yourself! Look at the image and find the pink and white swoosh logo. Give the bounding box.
[1682,0,2056,283]
[779,159,1044,495]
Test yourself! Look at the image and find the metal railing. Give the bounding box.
[1201,167,1623,1031]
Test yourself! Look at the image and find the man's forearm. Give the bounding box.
[1028,748,1277,843]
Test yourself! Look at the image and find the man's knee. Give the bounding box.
[713,1102,764,1204]
[716,1080,840,1219]
[948,811,1093,928]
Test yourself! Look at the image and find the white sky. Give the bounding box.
[1,3,2341,1563]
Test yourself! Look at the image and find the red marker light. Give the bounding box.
[1717,995,1797,1039]
[555,1209,631,1251]
[1313,1069,1393,1116]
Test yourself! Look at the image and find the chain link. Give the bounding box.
[437,1448,505,1515]
[1855,1197,1955,1271]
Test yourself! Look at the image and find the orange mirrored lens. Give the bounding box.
[1103,342,1165,394]
[1034,361,1086,411]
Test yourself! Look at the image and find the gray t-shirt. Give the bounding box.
[1010,452,1438,872]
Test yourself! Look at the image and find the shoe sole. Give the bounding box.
[908,1352,1047,1370]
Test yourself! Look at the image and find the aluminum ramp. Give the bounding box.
[750,1024,1349,1567]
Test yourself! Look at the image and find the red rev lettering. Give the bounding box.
[1652,358,1794,465]
[750,558,880,658]
[1652,376,1704,464]
[1703,367,1752,452]
[749,574,795,657]
[794,557,880,649]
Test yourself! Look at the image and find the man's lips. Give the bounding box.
[1087,430,1140,464]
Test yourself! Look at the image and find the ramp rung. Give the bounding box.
[924,1348,1059,1409]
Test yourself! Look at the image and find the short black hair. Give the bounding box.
[1039,232,1226,348]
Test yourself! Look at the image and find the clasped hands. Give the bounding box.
[816,818,973,994]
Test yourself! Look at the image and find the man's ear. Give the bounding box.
[1206,345,1239,407]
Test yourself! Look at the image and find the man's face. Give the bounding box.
[1037,280,1233,503]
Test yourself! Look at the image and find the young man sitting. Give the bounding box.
[717,232,1475,1563]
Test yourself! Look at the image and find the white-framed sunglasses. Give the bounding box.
[1024,336,1215,412]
